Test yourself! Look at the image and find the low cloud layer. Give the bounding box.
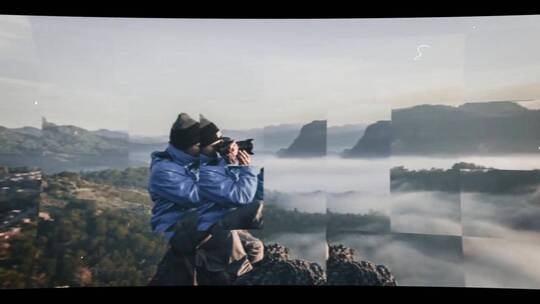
[264,232,327,269]
[330,233,465,287]
[463,237,540,289]
[461,188,540,239]
[390,191,462,236]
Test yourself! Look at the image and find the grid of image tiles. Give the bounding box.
[1,15,540,287]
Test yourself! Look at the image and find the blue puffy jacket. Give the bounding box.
[254,167,264,201]
[197,155,259,231]
[148,144,199,240]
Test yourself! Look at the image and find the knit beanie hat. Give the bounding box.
[169,113,200,150]
[200,114,222,147]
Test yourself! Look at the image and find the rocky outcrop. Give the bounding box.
[342,120,391,158]
[391,101,540,155]
[326,244,397,286]
[342,101,539,157]
[235,243,397,286]
[235,243,326,285]
[277,120,326,158]
[148,242,398,286]
[41,117,129,155]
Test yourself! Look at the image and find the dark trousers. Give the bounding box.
[195,226,264,285]
[148,246,196,286]
[149,202,265,286]
[196,201,264,283]
[148,211,203,286]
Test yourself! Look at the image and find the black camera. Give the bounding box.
[215,137,255,156]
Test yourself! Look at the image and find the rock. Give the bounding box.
[148,242,396,286]
[327,244,397,286]
[342,120,391,158]
[277,120,326,158]
[391,101,540,155]
[234,243,326,285]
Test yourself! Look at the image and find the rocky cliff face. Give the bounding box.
[343,101,540,158]
[277,120,327,158]
[235,243,326,285]
[235,243,397,286]
[326,244,397,286]
[41,118,129,155]
[391,101,540,155]
[342,120,391,158]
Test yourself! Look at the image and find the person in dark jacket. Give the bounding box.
[195,115,264,285]
[148,113,205,286]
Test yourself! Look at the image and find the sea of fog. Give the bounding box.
[262,232,327,270]
[97,152,540,287]
[252,153,540,288]
[217,153,540,193]
[129,152,540,215]
[131,152,540,184]
[328,232,466,287]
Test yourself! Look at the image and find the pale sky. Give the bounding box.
[1,15,540,136]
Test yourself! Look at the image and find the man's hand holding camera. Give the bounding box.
[226,141,252,166]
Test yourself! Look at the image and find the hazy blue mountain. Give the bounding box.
[41,118,128,155]
[226,123,365,154]
[342,120,391,158]
[391,101,540,155]
[130,124,304,154]
[262,123,304,152]
[344,101,540,158]
[277,120,327,158]
[126,122,364,155]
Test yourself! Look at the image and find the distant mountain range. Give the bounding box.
[391,101,540,155]
[0,118,130,172]
[277,120,327,158]
[223,123,364,152]
[0,119,130,155]
[0,118,366,170]
[342,120,391,158]
[346,101,540,157]
[2,101,534,166]
[134,122,366,154]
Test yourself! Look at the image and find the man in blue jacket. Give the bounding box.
[196,115,264,284]
[148,113,204,286]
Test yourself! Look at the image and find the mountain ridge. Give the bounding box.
[346,101,540,157]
